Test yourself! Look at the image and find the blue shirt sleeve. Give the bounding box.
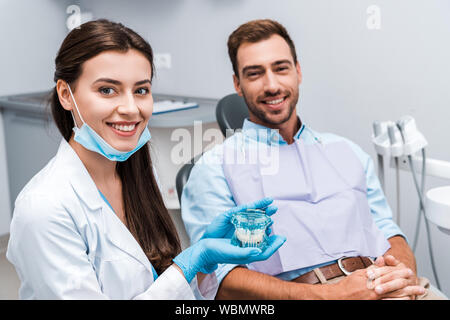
[180,145,239,284]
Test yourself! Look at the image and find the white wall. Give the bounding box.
[0,0,71,232]
[79,0,450,295]
[0,0,71,96]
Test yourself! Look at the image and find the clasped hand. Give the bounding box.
[366,255,425,300]
[335,255,425,300]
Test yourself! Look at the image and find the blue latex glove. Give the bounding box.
[173,197,285,283]
[173,235,286,283]
[202,197,277,239]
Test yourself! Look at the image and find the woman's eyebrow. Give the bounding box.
[92,78,151,86]
[134,79,151,86]
[93,78,121,85]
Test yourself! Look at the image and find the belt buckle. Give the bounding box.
[337,257,353,276]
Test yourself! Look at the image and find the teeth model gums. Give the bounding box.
[231,209,272,250]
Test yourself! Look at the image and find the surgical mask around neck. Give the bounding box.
[67,84,151,162]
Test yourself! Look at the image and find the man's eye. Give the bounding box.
[277,67,289,72]
[135,87,150,95]
[99,87,115,95]
[247,72,261,78]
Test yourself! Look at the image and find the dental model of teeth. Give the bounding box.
[231,209,271,250]
[235,228,266,248]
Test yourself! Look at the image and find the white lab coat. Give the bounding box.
[6,139,218,299]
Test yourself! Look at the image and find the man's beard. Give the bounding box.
[241,89,299,126]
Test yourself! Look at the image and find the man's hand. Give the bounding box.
[331,255,425,300]
[366,255,425,300]
[330,269,380,300]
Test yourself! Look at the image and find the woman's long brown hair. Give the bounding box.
[51,19,181,274]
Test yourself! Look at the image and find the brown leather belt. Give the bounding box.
[291,256,373,285]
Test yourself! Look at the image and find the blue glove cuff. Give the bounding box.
[173,246,198,283]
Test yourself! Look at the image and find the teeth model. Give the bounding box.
[235,228,265,247]
[231,210,271,249]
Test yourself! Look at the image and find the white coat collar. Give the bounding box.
[56,139,103,211]
[55,138,153,273]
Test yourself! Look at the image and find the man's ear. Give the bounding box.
[233,74,243,97]
[296,61,302,85]
[56,80,74,112]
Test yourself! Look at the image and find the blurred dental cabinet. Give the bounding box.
[0,111,11,236]
[0,91,221,247]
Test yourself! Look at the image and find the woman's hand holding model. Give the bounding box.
[173,197,286,283]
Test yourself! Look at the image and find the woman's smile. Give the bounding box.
[106,121,141,137]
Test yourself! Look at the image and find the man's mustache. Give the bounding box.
[259,91,289,100]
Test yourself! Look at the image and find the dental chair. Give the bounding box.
[215,93,249,137]
[175,154,203,204]
[176,94,248,203]
[175,161,195,204]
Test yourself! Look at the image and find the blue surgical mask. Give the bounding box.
[67,84,151,162]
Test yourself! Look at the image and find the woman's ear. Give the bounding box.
[56,80,74,112]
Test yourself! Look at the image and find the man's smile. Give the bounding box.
[259,94,289,111]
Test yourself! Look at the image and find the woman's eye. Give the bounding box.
[135,87,150,95]
[99,87,115,95]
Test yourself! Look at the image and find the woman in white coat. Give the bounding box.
[6,19,285,299]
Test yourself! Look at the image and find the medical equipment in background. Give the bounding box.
[372,117,427,228]
[372,116,450,291]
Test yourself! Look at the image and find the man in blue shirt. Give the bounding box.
[181,19,440,299]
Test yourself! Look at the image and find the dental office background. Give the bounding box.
[0,0,449,299]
